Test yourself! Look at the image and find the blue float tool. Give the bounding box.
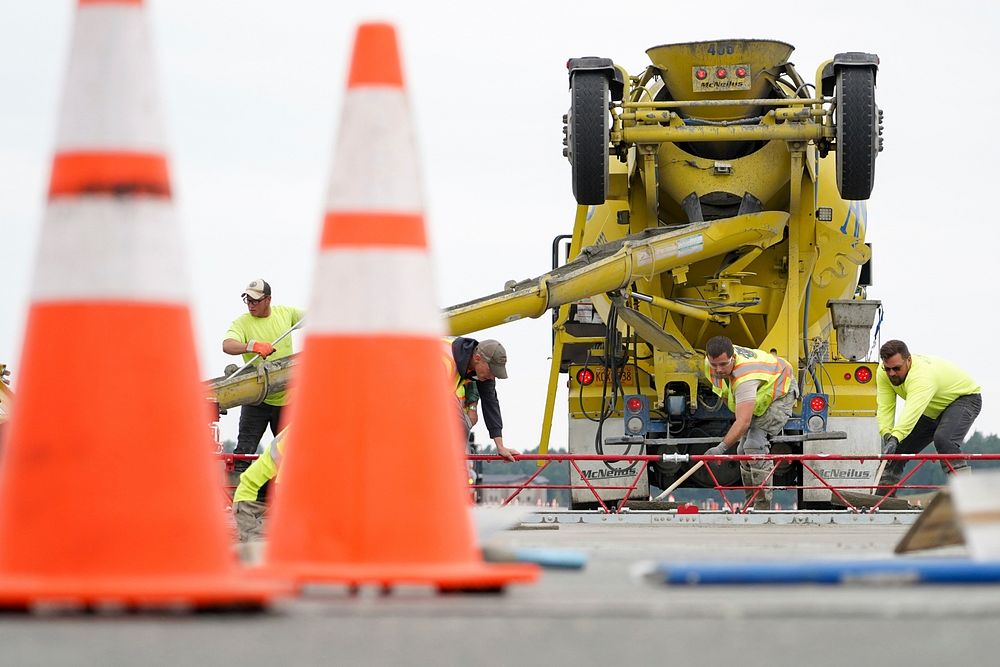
[641,558,1000,585]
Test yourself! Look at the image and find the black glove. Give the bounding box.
[882,434,899,456]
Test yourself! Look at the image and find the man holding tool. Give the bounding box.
[876,339,980,495]
[223,279,304,479]
[702,335,798,510]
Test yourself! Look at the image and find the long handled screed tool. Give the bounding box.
[652,460,705,501]
[224,319,305,381]
[872,459,888,493]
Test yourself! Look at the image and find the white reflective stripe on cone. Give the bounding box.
[31,198,191,303]
[951,470,1000,561]
[306,249,442,335]
[57,4,165,151]
[325,88,422,212]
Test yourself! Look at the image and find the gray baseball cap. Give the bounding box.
[477,339,508,379]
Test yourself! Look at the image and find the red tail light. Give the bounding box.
[626,397,643,412]
[854,366,873,383]
[809,395,827,412]
[576,368,595,386]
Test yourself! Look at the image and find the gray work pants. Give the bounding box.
[881,393,981,488]
[736,385,798,510]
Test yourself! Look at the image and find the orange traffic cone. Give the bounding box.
[264,23,537,590]
[0,0,289,609]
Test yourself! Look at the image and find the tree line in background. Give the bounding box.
[478,446,571,506]
[899,430,1000,492]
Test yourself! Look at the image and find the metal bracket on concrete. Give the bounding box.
[524,510,920,526]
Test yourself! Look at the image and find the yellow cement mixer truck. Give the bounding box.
[444,39,885,508]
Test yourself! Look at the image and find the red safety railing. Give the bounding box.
[467,452,1000,514]
[219,453,260,502]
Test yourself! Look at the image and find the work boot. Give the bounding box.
[740,462,773,511]
[877,466,902,498]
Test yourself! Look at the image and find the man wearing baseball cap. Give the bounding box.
[448,336,519,462]
[223,279,304,483]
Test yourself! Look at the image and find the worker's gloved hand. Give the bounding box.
[882,434,899,456]
[705,442,728,457]
[247,340,275,358]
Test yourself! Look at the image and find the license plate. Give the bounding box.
[594,367,635,386]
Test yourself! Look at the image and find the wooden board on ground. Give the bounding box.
[894,489,965,554]
[900,491,940,508]
[622,500,680,511]
[831,490,917,511]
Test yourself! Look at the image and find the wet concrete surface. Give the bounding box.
[2,517,998,666]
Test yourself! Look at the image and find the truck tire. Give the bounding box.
[835,67,878,201]
[568,71,610,205]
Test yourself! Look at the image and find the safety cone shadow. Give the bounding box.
[0,0,291,610]
[261,22,538,591]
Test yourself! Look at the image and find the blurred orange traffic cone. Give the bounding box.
[0,0,288,609]
[264,23,537,590]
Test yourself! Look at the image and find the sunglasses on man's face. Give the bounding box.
[243,295,267,305]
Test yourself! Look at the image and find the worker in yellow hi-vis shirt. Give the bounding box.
[223,278,304,483]
[232,428,286,542]
[702,335,798,511]
[877,339,981,494]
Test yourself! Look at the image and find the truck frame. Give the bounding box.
[444,39,885,508]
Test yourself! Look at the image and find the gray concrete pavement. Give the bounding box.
[2,516,998,666]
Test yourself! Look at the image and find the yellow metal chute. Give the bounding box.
[446,212,787,336]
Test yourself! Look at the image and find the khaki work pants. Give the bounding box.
[736,385,798,510]
[233,500,268,543]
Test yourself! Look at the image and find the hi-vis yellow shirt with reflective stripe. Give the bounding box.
[232,428,287,503]
[703,346,794,416]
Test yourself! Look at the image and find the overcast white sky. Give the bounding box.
[2,1,998,449]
